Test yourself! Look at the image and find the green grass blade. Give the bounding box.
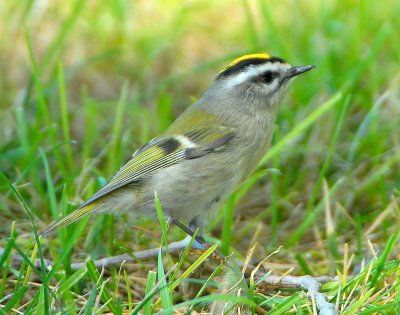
[265,293,303,315]
[157,249,173,314]
[2,285,29,313]
[86,258,118,314]
[108,81,129,175]
[57,62,73,172]
[83,285,99,315]
[221,194,236,256]
[171,244,218,291]
[369,232,400,289]
[57,266,87,296]
[0,222,16,299]
[143,270,157,315]
[40,149,58,220]
[2,173,50,315]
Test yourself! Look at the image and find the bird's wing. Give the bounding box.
[41,123,235,236]
[82,124,236,206]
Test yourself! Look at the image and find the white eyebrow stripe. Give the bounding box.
[224,63,290,86]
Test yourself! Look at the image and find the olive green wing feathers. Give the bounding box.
[41,123,235,236]
[81,124,235,207]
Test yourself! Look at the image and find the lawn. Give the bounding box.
[1,0,399,314]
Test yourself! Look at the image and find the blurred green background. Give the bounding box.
[1,0,400,313]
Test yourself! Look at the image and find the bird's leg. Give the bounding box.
[169,217,207,249]
[170,217,226,261]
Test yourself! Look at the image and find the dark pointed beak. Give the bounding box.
[285,65,316,79]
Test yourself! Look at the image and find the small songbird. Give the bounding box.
[42,53,314,239]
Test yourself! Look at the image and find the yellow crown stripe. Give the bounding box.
[220,53,271,73]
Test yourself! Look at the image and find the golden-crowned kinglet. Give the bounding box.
[42,53,315,237]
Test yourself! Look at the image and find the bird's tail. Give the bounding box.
[41,200,100,237]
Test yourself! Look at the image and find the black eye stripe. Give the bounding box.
[259,71,278,84]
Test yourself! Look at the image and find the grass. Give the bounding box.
[1,0,400,314]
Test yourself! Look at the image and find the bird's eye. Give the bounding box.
[260,71,277,84]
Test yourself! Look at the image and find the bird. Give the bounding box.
[41,53,315,247]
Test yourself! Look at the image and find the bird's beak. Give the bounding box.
[285,65,316,79]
